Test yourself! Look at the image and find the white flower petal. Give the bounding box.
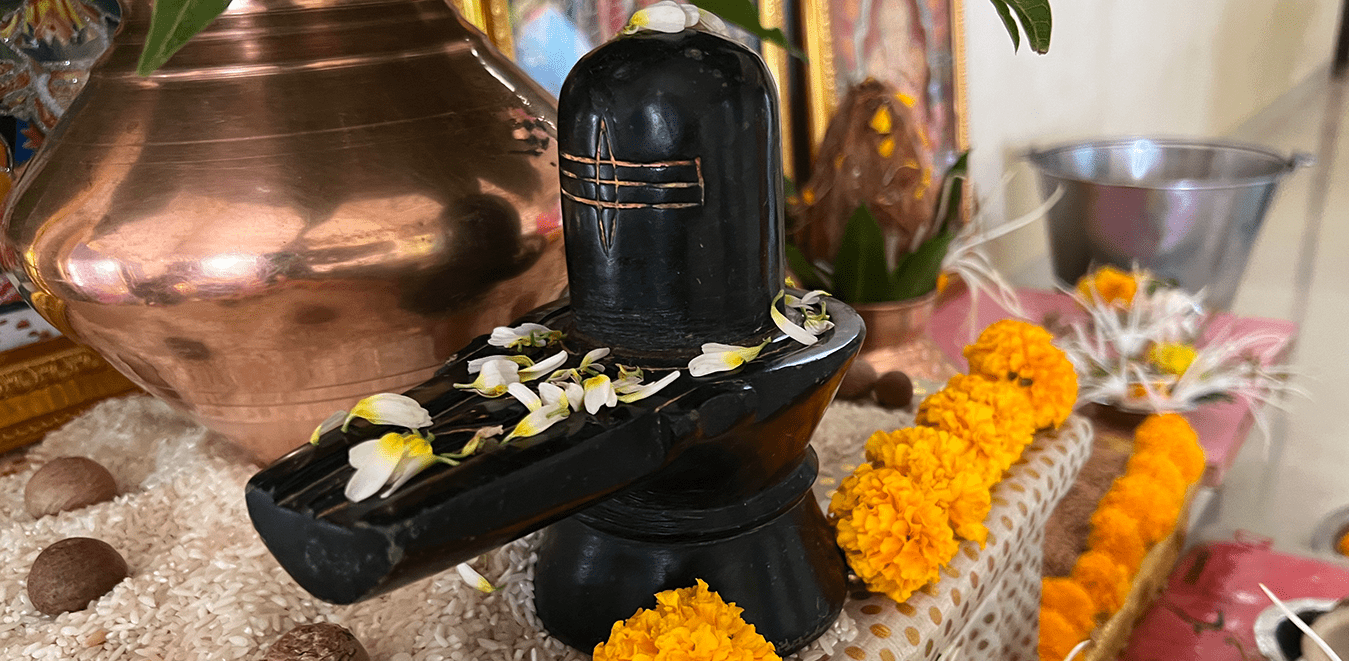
[488,323,552,348]
[519,351,568,381]
[679,2,700,26]
[380,452,437,498]
[694,8,727,34]
[625,1,688,34]
[505,405,568,441]
[310,409,347,444]
[564,382,585,411]
[539,382,568,409]
[345,434,406,502]
[617,371,681,403]
[507,382,542,410]
[345,393,432,431]
[468,354,531,374]
[689,352,740,377]
[771,299,818,346]
[455,563,497,593]
[583,375,617,414]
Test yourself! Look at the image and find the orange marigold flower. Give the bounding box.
[1124,452,1187,506]
[1134,413,1206,484]
[915,376,1035,484]
[1075,265,1140,308]
[1099,475,1181,546]
[1338,531,1349,558]
[829,464,959,603]
[864,426,970,480]
[1086,506,1147,574]
[1072,550,1131,615]
[962,320,1079,430]
[593,579,780,661]
[1039,608,1088,661]
[864,427,992,546]
[1042,577,1096,635]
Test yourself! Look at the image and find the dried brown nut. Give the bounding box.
[837,359,878,399]
[24,456,118,519]
[262,623,371,661]
[27,537,128,615]
[874,371,914,409]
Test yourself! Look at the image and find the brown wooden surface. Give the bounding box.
[0,336,139,454]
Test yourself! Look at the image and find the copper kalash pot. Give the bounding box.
[0,0,566,461]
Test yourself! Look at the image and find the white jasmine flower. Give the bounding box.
[339,393,433,432]
[519,351,569,382]
[468,354,533,374]
[488,323,562,351]
[688,340,770,377]
[344,431,437,502]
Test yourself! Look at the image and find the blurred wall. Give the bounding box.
[963,0,1342,281]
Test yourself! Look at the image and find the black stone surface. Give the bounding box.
[558,29,783,355]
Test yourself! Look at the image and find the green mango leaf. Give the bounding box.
[785,242,832,292]
[889,229,954,300]
[832,204,892,304]
[988,0,1020,52]
[137,0,233,76]
[689,0,806,60]
[997,0,1051,54]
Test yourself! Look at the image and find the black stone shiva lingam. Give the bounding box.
[246,24,863,655]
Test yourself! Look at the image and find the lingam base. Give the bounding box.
[534,450,846,654]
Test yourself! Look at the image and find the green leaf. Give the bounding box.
[889,229,954,300]
[988,0,1020,52]
[999,0,1051,54]
[785,242,831,291]
[689,0,806,60]
[137,0,233,76]
[832,204,892,304]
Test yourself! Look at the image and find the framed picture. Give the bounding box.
[797,0,967,174]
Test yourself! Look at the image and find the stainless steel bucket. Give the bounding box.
[1026,137,1311,308]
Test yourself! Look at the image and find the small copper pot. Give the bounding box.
[1,0,566,461]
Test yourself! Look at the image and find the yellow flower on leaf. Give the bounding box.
[1148,342,1197,376]
[593,579,780,661]
[1075,265,1139,308]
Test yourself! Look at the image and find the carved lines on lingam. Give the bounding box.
[560,119,704,251]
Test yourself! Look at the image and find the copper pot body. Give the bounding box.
[0,0,567,461]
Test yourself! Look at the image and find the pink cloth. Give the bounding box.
[1120,538,1349,660]
[928,288,1298,486]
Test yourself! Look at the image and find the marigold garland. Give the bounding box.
[1041,577,1096,633]
[1039,608,1087,661]
[1338,531,1349,558]
[863,427,992,545]
[915,374,1036,482]
[1075,265,1139,308]
[1123,452,1186,505]
[1098,474,1181,546]
[1085,506,1147,574]
[1071,550,1131,614]
[962,319,1078,430]
[1134,413,1205,483]
[592,579,780,661]
[829,463,959,603]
